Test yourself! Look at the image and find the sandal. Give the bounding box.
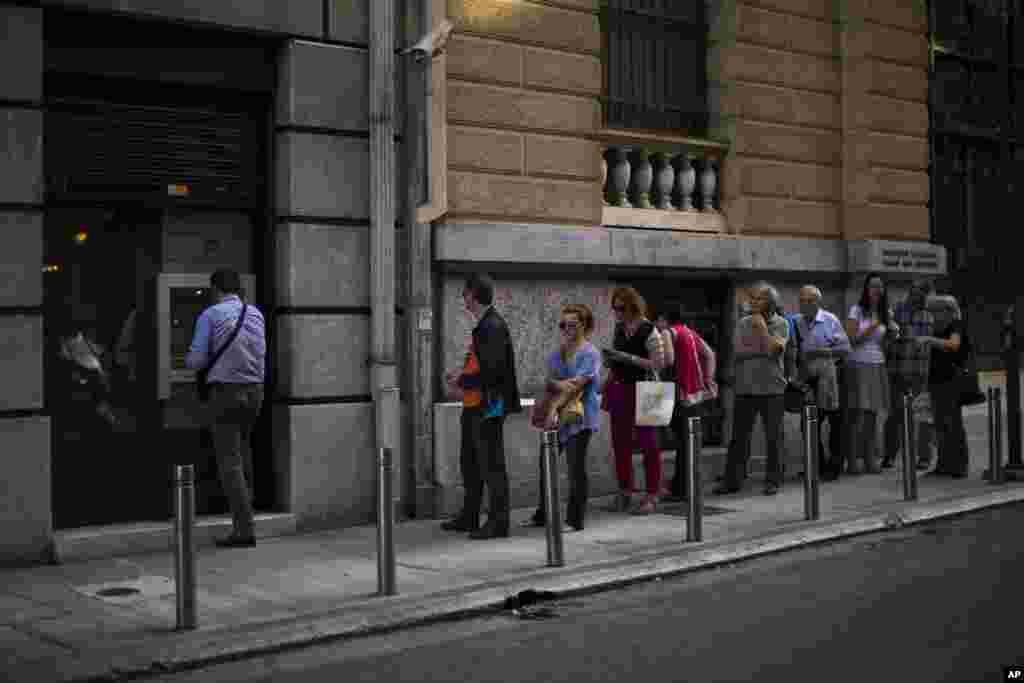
[634,495,657,515]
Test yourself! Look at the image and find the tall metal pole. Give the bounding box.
[370,0,401,509]
[377,447,397,595]
[685,416,703,542]
[901,391,918,501]
[403,0,437,519]
[173,465,197,630]
[540,431,564,567]
[802,405,820,520]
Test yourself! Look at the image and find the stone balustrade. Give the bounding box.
[594,131,729,232]
[601,147,720,212]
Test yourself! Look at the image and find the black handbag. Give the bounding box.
[954,331,985,407]
[196,304,247,402]
[784,316,806,413]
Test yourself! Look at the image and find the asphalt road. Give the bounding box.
[151,504,1024,683]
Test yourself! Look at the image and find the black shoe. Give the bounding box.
[520,513,545,528]
[662,493,688,503]
[763,482,779,496]
[215,534,255,548]
[469,522,510,540]
[712,483,740,495]
[880,456,894,469]
[441,517,478,532]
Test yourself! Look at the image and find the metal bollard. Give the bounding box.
[377,447,397,596]
[901,391,918,501]
[685,416,703,542]
[173,465,197,631]
[988,387,996,476]
[990,387,1005,484]
[541,430,564,567]
[802,404,820,520]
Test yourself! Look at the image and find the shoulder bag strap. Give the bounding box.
[203,304,248,376]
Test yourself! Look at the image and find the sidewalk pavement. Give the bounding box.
[4,405,1024,683]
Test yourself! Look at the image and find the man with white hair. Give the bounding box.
[714,283,790,496]
[792,285,850,480]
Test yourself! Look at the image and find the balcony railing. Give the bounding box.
[595,129,728,233]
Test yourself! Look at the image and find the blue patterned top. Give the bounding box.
[547,342,602,445]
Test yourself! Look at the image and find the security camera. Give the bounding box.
[402,18,455,63]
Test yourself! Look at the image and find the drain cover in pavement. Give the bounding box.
[75,575,175,605]
[656,504,735,517]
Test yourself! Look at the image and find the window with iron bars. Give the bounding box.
[601,1,708,135]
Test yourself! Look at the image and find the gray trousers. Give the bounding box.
[209,383,264,537]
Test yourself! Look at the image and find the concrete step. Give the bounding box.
[52,512,298,564]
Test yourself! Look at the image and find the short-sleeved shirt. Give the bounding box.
[847,304,886,366]
[186,295,266,384]
[733,313,790,396]
[548,342,602,445]
[893,301,933,339]
[797,309,850,354]
[929,321,969,385]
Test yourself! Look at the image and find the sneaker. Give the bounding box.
[633,496,657,515]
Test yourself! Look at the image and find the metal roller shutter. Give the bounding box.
[46,77,267,208]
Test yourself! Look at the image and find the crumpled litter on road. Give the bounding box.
[504,589,560,619]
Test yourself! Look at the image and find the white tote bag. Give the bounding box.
[635,371,675,427]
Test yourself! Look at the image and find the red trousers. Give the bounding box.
[606,380,662,495]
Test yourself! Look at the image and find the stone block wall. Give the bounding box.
[440,275,617,397]
[273,4,397,526]
[711,0,930,242]
[0,4,49,566]
[444,0,603,225]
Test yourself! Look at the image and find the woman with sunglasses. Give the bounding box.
[526,304,602,531]
[603,287,667,514]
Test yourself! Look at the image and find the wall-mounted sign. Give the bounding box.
[848,241,947,276]
[417,309,433,331]
[881,248,941,271]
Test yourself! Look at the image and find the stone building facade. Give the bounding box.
[429,0,946,515]
[0,0,946,566]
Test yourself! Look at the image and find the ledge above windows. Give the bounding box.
[593,128,729,234]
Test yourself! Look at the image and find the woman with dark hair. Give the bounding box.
[603,286,666,514]
[843,273,899,474]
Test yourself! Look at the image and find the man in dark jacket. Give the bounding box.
[441,273,521,539]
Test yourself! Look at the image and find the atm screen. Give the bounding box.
[169,287,209,370]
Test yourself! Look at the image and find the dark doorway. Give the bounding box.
[627,277,729,447]
[42,14,275,527]
[43,207,271,529]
